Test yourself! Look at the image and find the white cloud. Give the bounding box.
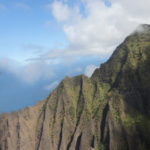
[134,24,150,34]
[50,1,70,22]
[49,1,81,23]
[44,81,59,90]
[84,64,98,77]
[44,0,150,60]
[111,0,150,17]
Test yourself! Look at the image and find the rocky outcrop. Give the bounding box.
[0,24,150,150]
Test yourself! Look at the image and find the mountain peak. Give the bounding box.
[133,24,150,34]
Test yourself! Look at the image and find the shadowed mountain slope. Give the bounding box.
[0,24,150,150]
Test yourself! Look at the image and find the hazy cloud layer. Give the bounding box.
[0,58,55,84]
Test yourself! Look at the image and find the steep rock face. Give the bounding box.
[0,24,150,150]
[0,101,45,150]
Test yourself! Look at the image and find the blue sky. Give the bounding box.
[0,0,150,113]
[0,0,66,61]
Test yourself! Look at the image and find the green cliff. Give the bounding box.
[0,24,150,150]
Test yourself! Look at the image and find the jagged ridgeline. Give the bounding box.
[0,24,150,150]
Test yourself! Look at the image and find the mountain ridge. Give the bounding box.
[0,24,150,150]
